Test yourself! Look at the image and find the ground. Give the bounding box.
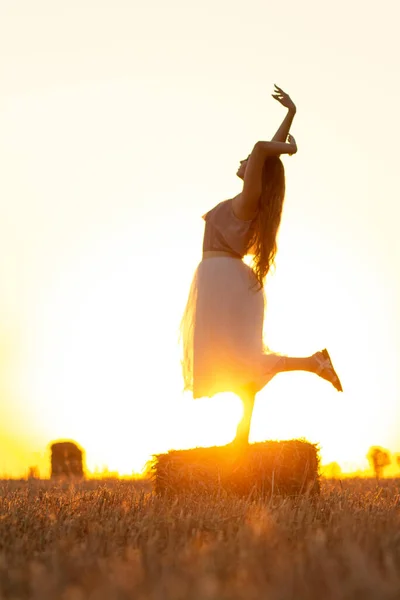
[1,477,400,599]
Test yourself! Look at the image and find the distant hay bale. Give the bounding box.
[152,440,320,498]
[50,441,84,479]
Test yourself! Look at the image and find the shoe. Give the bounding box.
[315,348,343,392]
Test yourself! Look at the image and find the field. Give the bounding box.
[1,478,400,599]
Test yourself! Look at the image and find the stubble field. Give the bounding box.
[1,477,400,599]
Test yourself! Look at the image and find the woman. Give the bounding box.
[181,85,343,446]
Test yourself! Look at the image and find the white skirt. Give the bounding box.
[180,256,285,399]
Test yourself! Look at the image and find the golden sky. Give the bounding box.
[1,0,400,477]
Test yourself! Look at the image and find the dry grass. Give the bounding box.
[152,440,320,497]
[1,477,400,599]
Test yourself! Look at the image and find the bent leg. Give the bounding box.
[276,355,315,374]
[270,352,342,391]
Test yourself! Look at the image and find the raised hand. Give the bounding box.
[272,85,296,113]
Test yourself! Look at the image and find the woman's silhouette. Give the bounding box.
[181,85,342,446]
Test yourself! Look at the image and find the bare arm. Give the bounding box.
[255,140,296,156]
[232,138,297,221]
[271,85,297,143]
[271,108,296,143]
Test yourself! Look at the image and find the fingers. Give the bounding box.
[274,84,286,95]
[272,84,286,104]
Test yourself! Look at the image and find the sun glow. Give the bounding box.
[20,218,388,478]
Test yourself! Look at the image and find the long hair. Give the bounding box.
[247,156,286,290]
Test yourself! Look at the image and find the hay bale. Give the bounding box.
[50,441,84,479]
[152,440,320,497]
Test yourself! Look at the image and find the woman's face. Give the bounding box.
[236,156,249,180]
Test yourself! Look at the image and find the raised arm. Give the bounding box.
[271,85,297,143]
[233,137,297,221]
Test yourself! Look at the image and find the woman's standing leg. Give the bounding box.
[235,385,257,445]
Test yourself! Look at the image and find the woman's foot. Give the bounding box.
[312,348,343,392]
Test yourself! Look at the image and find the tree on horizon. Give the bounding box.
[367,446,391,479]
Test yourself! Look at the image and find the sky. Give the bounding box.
[1,0,400,477]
